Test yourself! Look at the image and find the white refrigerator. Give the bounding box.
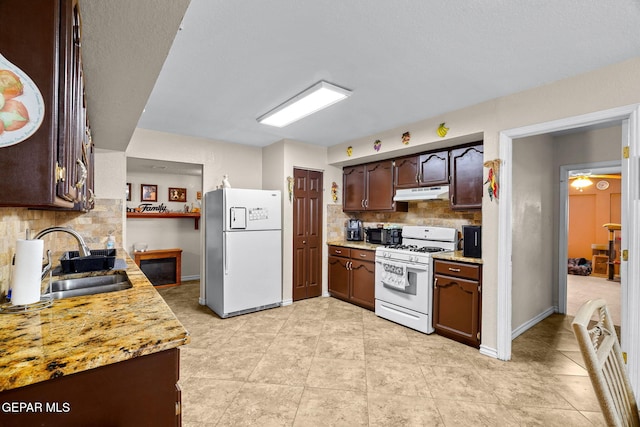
[204,188,282,318]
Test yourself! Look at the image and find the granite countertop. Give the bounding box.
[432,250,483,264]
[327,240,381,251]
[0,253,190,392]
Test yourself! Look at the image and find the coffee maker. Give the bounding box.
[346,219,363,241]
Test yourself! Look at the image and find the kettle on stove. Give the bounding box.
[346,219,363,241]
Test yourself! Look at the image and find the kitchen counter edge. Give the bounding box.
[327,240,381,251]
[0,253,190,392]
[432,250,483,264]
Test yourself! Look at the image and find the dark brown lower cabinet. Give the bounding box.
[328,246,375,310]
[0,348,182,426]
[433,259,482,348]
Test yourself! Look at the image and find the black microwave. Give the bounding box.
[365,228,402,245]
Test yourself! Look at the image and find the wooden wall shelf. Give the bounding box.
[127,212,200,229]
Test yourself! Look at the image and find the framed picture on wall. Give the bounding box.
[169,187,187,202]
[126,183,131,201]
[141,184,157,202]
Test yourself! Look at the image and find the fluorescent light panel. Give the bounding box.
[258,81,351,127]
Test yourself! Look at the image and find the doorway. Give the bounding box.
[292,168,323,301]
[497,104,640,392]
[563,163,622,327]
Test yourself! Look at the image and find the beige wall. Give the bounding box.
[126,128,263,192]
[280,140,342,302]
[125,128,264,289]
[511,134,555,331]
[328,57,640,350]
[126,171,202,278]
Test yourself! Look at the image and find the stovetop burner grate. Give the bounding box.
[383,244,446,253]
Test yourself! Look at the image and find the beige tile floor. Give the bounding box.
[158,282,606,426]
[567,273,620,326]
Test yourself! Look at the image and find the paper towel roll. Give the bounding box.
[11,239,44,306]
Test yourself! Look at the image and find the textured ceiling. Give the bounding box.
[81,0,640,151]
[80,0,190,151]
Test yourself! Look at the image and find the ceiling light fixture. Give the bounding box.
[257,80,352,127]
[571,176,593,191]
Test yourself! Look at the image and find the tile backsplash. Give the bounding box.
[327,200,482,242]
[0,199,123,295]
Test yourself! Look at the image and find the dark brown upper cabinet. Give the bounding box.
[0,0,92,210]
[343,160,407,212]
[395,150,449,189]
[449,143,484,210]
[343,165,367,211]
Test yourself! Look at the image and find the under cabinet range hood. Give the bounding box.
[393,186,449,201]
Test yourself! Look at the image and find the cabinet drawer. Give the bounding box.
[434,260,480,280]
[350,249,375,262]
[328,245,351,258]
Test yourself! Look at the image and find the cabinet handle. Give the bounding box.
[360,253,367,257]
[434,277,438,288]
[448,267,461,272]
[361,199,365,208]
[75,158,87,189]
[303,240,306,244]
[335,250,342,254]
[55,162,66,183]
[364,199,368,208]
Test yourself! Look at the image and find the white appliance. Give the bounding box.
[393,186,449,201]
[375,225,457,333]
[205,188,282,318]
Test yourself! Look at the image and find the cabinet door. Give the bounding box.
[433,273,481,347]
[0,0,73,208]
[349,259,375,310]
[394,155,419,189]
[365,160,395,210]
[419,150,449,186]
[0,349,181,426]
[57,0,83,203]
[450,144,484,210]
[328,256,350,301]
[343,165,366,211]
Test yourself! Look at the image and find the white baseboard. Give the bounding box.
[281,299,293,306]
[198,297,205,305]
[181,275,200,282]
[322,292,330,298]
[511,306,556,340]
[479,345,499,359]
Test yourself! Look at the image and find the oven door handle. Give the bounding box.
[375,259,429,272]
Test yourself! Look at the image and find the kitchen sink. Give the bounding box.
[44,272,132,300]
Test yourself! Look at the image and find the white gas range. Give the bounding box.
[375,225,458,334]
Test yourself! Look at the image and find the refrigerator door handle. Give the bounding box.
[224,233,229,275]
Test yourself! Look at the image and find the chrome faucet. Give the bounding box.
[31,226,92,257]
